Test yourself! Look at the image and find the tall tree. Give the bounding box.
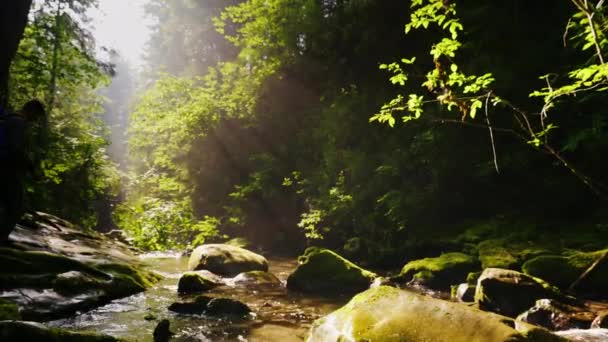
[0,0,32,107]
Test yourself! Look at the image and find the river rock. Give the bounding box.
[516,299,595,331]
[0,212,162,321]
[286,247,377,294]
[187,244,268,276]
[206,298,251,317]
[555,328,608,341]
[168,296,213,315]
[308,286,566,342]
[0,320,121,341]
[232,271,281,286]
[177,271,222,294]
[475,268,561,317]
[153,319,173,342]
[395,252,478,290]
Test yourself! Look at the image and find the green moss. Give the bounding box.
[287,247,377,294]
[308,286,566,342]
[477,239,519,269]
[397,252,478,289]
[0,299,21,320]
[467,271,482,284]
[52,271,105,296]
[96,262,162,289]
[188,244,268,276]
[522,249,608,293]
[456,222,499,243]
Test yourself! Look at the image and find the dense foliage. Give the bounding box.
[8,0,118,228]
[115,0,608,260]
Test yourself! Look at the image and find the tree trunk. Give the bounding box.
[0,0,33,108]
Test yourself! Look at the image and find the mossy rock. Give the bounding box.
[95,262,162,298]
[396,252,478,289]
[52,271,104,296]
[0,321,122,341]
[177,272,221,294]
[286,247,377,295]
[308,286,566,342]
[188,244,268,276]
[522,249,608,295]
[475,268,562,318]
[0,300,20,320]
[478,239,519,269]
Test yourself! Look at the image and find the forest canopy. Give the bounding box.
[4,0,608,264]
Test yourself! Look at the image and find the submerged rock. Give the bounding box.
[0,320,121,341]
[232,271,281,286]
[187,244,268,276]
[286,247,377,295]
[177,271,222,294]
[153,319,173,342]
[475,268,562,317]
[308,286,565,341]
[516,299,595,331]
[168,296,251,317]
[395,252,478,290]
[168,296,212,315]
[206,298,252,317]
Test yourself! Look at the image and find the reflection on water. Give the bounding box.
[47,253,346,341]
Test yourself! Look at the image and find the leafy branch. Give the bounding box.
[372,0,608,197]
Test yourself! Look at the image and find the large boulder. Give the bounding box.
[187,244,268,276]
[475,268,562,317]
[0,321,121,341]
[308,286,566,342]
[395,252,478,289]
[522,249,608,295]
[177,271,222,294]
[286,247,377,294]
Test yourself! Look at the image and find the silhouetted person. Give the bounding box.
[0,99,46,243]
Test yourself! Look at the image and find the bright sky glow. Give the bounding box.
[90,0,152,67]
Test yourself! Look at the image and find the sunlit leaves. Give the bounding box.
[374,0,495,126]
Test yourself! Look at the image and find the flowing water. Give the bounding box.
[47,253,347,341]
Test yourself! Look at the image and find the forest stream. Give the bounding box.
[47,253,346,342]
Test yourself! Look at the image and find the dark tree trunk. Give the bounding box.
[0,0,33,108]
